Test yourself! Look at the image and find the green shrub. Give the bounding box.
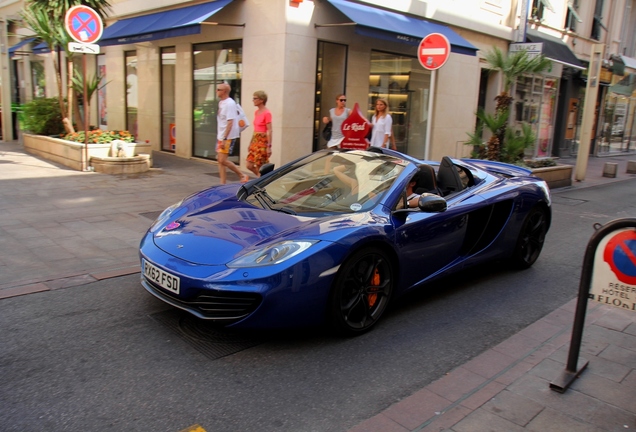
[20,97,65,136]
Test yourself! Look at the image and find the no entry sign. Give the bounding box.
[65,5,103,44]
[418,33,451,71]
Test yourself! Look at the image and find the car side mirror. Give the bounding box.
[417,193,447,212]
[260,163,275,176]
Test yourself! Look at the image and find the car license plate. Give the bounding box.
[143,259,180,295]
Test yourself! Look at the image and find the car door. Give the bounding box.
[393,192,486,291]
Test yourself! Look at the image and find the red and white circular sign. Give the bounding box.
[65,5,103,44]
[418,33,451,71]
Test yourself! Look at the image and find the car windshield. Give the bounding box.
[245,150,407,214]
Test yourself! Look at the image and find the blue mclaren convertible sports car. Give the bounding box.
[140,148,551,335]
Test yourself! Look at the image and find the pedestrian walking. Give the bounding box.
[369,98,395,149]
[216,82,250,184]
[246,90,272,177]
[322,94,350,148]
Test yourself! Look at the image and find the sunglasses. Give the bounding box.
[338,99,346,102]
[252,97,260,100]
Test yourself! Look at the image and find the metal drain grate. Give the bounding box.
[150,309,265,360]
[551,196,588,206]
[140,210,162,220]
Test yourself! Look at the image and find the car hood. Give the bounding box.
[152,196,374,265]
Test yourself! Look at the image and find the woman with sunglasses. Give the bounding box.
[322,94,350,148]
[246,90,272,177]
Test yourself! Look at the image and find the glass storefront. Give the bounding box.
[596,73,635,155]
[192,40,243,162]
[368,51,431,158]
[161,47,176,152]
[514,74,559,158]
[125,51,138,138]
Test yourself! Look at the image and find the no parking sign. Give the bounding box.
[65,5,103,44]
[590,227,636,311]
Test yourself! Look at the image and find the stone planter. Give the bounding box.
[530,164,573,189]
[90,154,151,174]
[22,133,153,171]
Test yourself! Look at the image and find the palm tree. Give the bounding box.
[27,0,111,19]
[21,7,74,133]
[483,47,552,161]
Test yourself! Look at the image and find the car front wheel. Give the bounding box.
[329,247,394,336]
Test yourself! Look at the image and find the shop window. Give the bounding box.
[313,41,347,151]
[565,1,582,32]
[192,40,242,162]
[369,51,431,158]
[591,0,606,41]
[598,88,635,154]
[161,47,176,152]
[531,0,553,20]
[514,74,559,158]
[31,60,45,98]
[125,51,138,138]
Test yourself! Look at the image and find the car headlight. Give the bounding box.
[150,200,184,232]
[227,240,319,268]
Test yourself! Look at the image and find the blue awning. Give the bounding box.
[32,42,50,55]
[8,37,36,58]
[99,0,235,47]
[325,0,477,56]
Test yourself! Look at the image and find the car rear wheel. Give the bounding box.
[511,206,549,269]
[329,247,394,336]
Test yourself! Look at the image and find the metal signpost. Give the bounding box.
[417,33,450,160]
[64,5,103,171]
[550,218,636,393]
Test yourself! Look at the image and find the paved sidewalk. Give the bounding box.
[349,299,636,432]
[0,140,231,298]
[1,141,635,432]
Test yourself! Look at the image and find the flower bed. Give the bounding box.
[23,133,152,171]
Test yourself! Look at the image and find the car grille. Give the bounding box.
[143,278,262,322]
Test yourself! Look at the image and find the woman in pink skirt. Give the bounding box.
[246,90,272,177]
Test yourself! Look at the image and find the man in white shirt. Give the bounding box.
[216,83,249,184]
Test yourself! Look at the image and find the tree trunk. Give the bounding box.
[493,92,513,161]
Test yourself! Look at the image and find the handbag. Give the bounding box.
[236,103,250,132]
[322,121,332,141]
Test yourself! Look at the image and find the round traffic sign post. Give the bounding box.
[65,5,104,170]
[418,33,451,71]
[65,5,103,44]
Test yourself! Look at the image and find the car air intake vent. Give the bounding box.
[194,291,262,319]
[144,280,262,322]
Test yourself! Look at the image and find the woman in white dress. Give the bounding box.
[370,98,394,149]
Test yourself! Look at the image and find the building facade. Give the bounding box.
[1,0,634,168]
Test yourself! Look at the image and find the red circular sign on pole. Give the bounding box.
[65,5,103,44]
[603,230,636,285]
[418,33,451,71]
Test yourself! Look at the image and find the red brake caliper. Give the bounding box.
[368,268,380,308]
